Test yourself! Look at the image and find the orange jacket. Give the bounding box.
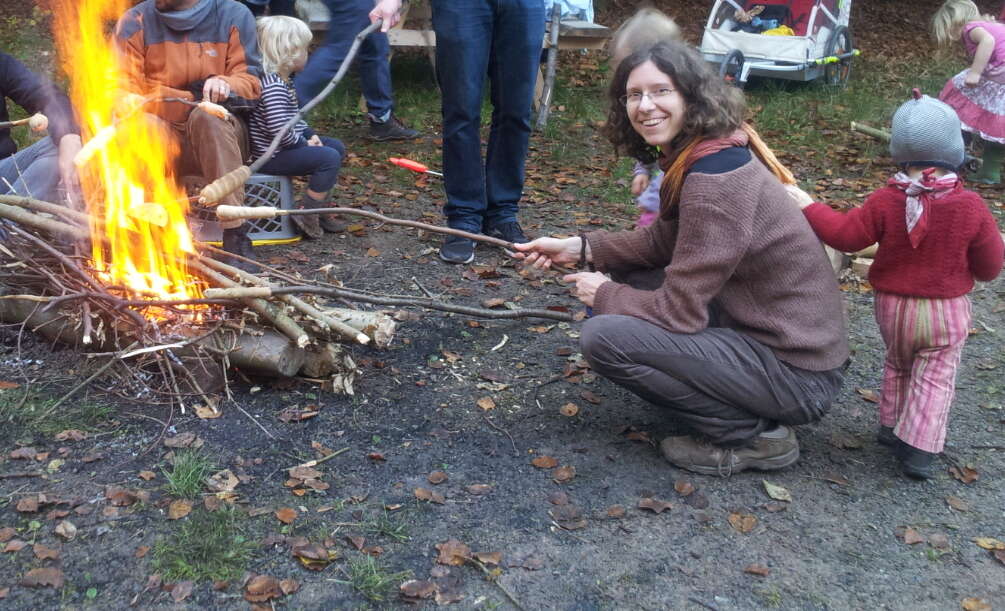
[115,0,261,123]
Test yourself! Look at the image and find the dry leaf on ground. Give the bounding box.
[855,388,880,403]
[476,396,496,411]
[170,580,194,603]
[473,551,502,565]
[973,537,1005,550]
[607,505,626,518]
[552,465,576,483]
[275,508,298,524]
[54,429,86,442]
[20,567,64,588]
[559,402,579,417]
[949,464,979,484]
[762,480,792,502]
[414,487,445,504]
[674,480,695,496]
[427,470,448,484]
[946,496,969,512]
[167,500,192,520]
[244,575,283,602]
[743,564,770,576]
[435,539,471,566]
[138,470,156,481]
[3,540,26,553]
[531,455,558,469]
[465,484,492,495]
[54,520,77,540]
[961,598,991,611]
[728,512,757,534]
[547,491,570,505]
[0,528,14,542]
[400,579,437,601]
[901,527,925,545]
[638,498,673,514]
[33,544,60,560]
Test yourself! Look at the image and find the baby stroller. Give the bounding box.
[699,0,857,87]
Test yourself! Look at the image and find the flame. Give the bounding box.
[52,0,202,307]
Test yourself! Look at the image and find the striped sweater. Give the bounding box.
[247,73,312,161]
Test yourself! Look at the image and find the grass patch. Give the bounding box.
[344,555,411,603]
[151,507,255,582]
[162,450,215,498]
[0,389,113,440]
[365,508,410,543]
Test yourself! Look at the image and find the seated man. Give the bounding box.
[0,51,81,205]
[114,0,262,265]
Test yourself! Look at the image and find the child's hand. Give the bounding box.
[631,173,650,196]
[784,183,815,209]
[964,70,981,87]
[307,135,322,147]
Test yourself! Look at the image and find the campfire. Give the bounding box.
[0,0,570,413]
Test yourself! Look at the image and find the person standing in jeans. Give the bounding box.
[430,0,546,263]
[295,0,419,142]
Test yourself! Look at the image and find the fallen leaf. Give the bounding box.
[163,432,199,448]
[278,407,320,423]
[213,580,230,591]
[280,578,300,595]
[728,512,757,534]
[16,496,39,513]
[902,527,925,545]
[763,502,788,513]
[580,390,602,405]
[674,480,696,496]
[400,579,437,600]
[552,465,576,483]
[638,498,673,514]
[547,491,570,505]
[855,387,880,403]
[138,470,156,481]
[33,544,60,560]
[476,396,496,411]
[0,587,7,599]
[0,381,20,389]
[167,500,192,520]
[54,429,86,442]
[3,540,25,553]
[481,297,505,308]
[171,580,194,603]
[275,508,298,524]
[9,447,37,460]
[559,402,579,417]
[961,598,991,611]
[366,247,381,257]
[346,536,364,550]
[531,455,558,469]
[946,496,969,512]
[435,539,471,566]
[20,567,64,589]
[206,469,240,493]
[135,545,150,558]
[288,466,323,480]
[194,404,221,419]
[949,464,979,484]
[244,575,282,602]
[292,543,338,570]
[974,537,1005,550]
[822,472,850,486]
[414,487,445,504]
[367,452,386,461]
[427,470,448,485]
[743,563,770,577]
[473,551,502,565]
[762,480,792,502]
[993,549,1005,566]
[928,533,951,549]
[54,520,77,540]
[46,509,69,520]
[607,505,626,518]
[829,432,864,450]
[0,528,14,542]
[466,484,492,495]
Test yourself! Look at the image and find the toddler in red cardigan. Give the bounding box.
[789,90,1004,479]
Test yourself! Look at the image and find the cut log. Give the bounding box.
[320,307,396,348]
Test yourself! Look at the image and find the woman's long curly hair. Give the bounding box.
[603,41,747,164]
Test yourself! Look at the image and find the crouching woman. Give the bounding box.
[515,41,849,477]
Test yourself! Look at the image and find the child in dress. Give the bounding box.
[790,91,1004,479]
[248,16,346,239]
[609,8,680,228]
[933,0,1005,183]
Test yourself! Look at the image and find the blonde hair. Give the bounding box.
[931,0,992,46]
[257,15,313,76]
[609,8,681,70]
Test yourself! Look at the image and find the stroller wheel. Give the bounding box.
[719,49,746,89]
[824,26,853,86]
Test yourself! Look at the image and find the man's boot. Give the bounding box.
[292,193,324,239]
[221,223,257,273]
[972,142,1005,184]
[314,192,344,234]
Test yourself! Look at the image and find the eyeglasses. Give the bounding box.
[619,88,676,108]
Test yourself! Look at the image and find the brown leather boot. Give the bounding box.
[660,425,800,477]
[291,193,324,239]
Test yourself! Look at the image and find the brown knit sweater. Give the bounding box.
[589,156,849,371]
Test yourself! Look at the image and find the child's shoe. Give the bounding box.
[877,426,898,448]
[292,193,324,239]
[897,443,937,480]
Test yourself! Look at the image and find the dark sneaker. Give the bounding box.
[485,221,529,244]
[898,444,937,480]
[368,115,419,141]
[439,235,475,264]
[660,425,800,477]
[877,426,898,448]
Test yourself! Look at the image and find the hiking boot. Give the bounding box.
[660,425,800,477]
[898,443,937,480]
[485,221,529,245]
[318,212,345,234]
[877,425,898,448]
[439,235,475,264]
[220,224,257,273]
[291,193,324,239]
[971,142,1004,184]
[368,115,419,141]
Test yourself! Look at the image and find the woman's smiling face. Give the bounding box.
[625,60,686,148]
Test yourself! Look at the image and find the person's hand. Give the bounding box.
[369,0,402,32]
[203,77,231,103]
[784,183,815,209]
[57,134,83,209]
[562,271,610,307]
[630,173,650,196]
[512,236,582,269]
[964,70,981,87]
[307,135,322,147]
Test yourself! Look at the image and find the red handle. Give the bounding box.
[389,157,429,173]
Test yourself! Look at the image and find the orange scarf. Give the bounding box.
[657,124,795,218]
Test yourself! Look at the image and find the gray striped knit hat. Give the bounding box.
[889,89,964,171]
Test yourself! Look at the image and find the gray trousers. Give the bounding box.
[0,137,59,203]
[581,303,844,447]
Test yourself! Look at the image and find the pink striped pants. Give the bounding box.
[873,292,972,453]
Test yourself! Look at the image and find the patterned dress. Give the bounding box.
[939,20,1005,144]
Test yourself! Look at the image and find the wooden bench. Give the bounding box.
[297,1,611,122]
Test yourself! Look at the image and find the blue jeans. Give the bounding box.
[256,136,345,194]
[294,0,393,120]
[431,0,545,232]
[0,137,59,203]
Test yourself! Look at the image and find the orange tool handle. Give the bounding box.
[389,157,430,173]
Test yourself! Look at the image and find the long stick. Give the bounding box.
[215,205,515,250]
[535,3,562,131]
[850,121,890,142]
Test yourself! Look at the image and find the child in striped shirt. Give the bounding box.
[789,91,1003,479]
[248,15,346,239]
